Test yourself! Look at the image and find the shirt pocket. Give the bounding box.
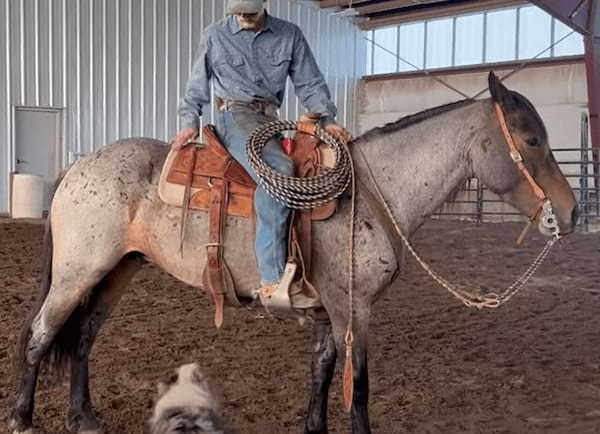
[214,54,247,81]
[262,51,291,85]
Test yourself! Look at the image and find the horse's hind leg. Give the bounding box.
[305,309,337,434]
[67,254,143,433]
[10,360,40,434]
[10,269,112,434]
[11,239,125,434]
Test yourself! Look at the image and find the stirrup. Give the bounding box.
[289,283,322,309]
[258,263,321,315]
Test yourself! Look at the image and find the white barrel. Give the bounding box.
[11,174,45,219]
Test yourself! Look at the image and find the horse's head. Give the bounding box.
[470,72,578,237]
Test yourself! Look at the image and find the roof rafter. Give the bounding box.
[317,0,374,8]
[358,0,526,30]
[354,0,446,15]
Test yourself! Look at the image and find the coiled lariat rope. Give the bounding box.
[246,120,353,209]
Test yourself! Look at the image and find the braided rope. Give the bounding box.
[357,146,557,309]
[246,120,352,210]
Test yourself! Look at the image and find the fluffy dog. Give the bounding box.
[149,363,229,434]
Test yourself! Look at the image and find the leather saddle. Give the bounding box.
[158,122,336,327]
[160,125,256,217]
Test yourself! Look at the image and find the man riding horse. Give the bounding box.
[173,0,351,309]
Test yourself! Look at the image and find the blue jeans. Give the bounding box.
[214,107,294,285]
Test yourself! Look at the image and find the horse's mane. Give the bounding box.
[355,98,477,143]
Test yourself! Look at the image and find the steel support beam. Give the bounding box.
[586,0,600,149]
[530,0,593,35]
[585,35,600,149]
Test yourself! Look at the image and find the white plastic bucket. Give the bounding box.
[11,173,45,219]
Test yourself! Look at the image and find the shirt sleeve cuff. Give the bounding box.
[180,115,201,131]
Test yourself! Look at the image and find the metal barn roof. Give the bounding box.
[320,0,600,148]
[315,0,528,30]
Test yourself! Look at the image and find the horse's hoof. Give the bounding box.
[9,422,33,434]
[8,415,34,434]
[65,420,104,434]
[65,408,103,434]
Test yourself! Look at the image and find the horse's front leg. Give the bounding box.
[348,302,372,434]
[305,309,337,434]
[351,337,370,434]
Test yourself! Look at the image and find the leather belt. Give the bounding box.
[215,96,279,119]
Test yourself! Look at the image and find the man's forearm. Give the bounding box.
[179,96,203,130]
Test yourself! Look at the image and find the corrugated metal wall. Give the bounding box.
[0,0,365,214]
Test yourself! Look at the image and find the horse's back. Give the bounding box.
[50,138,170,256]
[56,137,168,197]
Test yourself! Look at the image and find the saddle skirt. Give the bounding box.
[158,122,336,327]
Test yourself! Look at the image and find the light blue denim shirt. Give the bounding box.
[179,13,337,129]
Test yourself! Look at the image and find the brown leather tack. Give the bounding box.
[297,121,318,137]
[292,130,337,221]
[163,123,342,326]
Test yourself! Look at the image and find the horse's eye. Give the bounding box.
[526,137,540,147]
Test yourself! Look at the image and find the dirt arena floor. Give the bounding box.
[1,218,600,433]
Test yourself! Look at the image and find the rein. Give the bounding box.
[358,101,561,310]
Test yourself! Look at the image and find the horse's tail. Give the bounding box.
[14,170,70,378]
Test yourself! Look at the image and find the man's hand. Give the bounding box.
[172,128,198,150]
[325,123,352,145]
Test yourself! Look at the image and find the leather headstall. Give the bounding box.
[494,102,560,243]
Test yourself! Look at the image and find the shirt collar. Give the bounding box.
[229,12,276,35]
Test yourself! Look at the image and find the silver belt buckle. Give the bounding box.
[263,103,278,120]
[216,99,228,112]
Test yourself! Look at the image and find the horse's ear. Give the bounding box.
[488,71,509,104]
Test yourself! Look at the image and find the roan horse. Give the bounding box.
[10,73,578,434]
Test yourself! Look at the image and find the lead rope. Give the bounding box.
[357,146,557,309]
[343,138,356,413]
